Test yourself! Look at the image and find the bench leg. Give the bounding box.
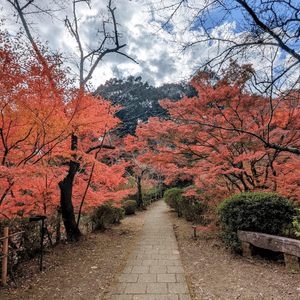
[284,253,300,271]
[241,241,254,257]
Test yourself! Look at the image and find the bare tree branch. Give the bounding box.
[235,0,300,63]
[86,144,115,154]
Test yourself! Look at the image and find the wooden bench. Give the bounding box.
[237,230,300,271]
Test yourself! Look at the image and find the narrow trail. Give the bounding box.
[108,199,191,300]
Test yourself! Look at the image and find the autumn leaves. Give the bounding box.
[1,30,300,235]
[133,61,300,210]
[0,30,130,220]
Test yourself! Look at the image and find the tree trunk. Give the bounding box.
[58,134,81,241]
[137,176,145,209]
[56,206,62,244]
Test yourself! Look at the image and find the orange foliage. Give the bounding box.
[136,61,300,206]
[0,31,131,219]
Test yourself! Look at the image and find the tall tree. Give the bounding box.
[6,0,136,240]
[0,30,132,223]
[122,134,150,208]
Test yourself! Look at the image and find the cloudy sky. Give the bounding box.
[1,0,297,90]
[0,0,224,87]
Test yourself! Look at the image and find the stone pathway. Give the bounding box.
[110,200,191,300]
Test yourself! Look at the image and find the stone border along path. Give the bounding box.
[109,200,192,300]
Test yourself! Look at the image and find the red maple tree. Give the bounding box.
[0,31,133,227]
[136,61,300,216]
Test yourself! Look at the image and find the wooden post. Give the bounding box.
[192,226,197,238]
[1,227,9,286]
[241,241,254,257]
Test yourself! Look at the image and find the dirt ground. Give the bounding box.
[0,206,151,300]
[1,200,300,300]
[168,211,300,300]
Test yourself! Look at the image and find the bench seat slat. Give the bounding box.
[237,230,300,257]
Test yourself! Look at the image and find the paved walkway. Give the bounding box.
[110,200,191,300]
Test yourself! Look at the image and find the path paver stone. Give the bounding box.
[108,200,191,300]
[179,295,192,300]
[119,274,139,283]
[125,283,147,294]
[158,260,178,266]
[147,283,168,294]
[175,274,186,283]
[157,274,176,283]
[133,295,156,300]
[168,283,189,294]
[149,265,167,274]
[156,295,178,300]
[111,295,133,300]
[132,266,150,274]
[138,274,157,283]
[166,266,184,274]
[142,259,159,266]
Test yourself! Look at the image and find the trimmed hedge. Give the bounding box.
[217,192,297,253]
[177,195,207,223]
[163,188,208,223]
[163,188,183,216]
[91,204,124,231]
[122,200,137,215]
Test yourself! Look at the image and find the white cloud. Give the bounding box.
[1,0,210,87]
[1,0,296,92]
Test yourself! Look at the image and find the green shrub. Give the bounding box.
[217,192,297,253]
[163,188,183,216]
[286,208,300,238]
[122,200,137,215]
[164,187,210,223]
[177,195,207,223]
[91,204,124,231]
[144,186,164,203]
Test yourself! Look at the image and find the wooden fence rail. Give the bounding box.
[0,227,24,285]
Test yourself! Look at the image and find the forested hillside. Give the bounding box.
[94,76,197,135]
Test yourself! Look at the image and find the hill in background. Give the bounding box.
[94,76,197,135]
